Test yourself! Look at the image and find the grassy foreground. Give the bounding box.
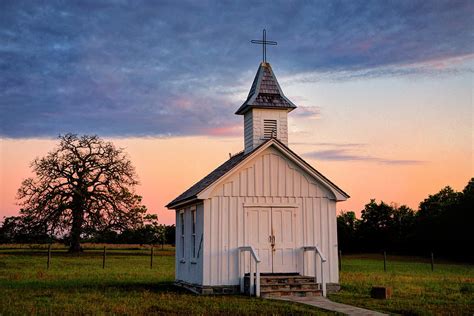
[329,254,474,315]
[0,244,331,315]
[0,245,473,315]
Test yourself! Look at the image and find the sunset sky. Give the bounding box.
[1,1,473,225]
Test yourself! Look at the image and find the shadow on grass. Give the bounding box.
[0,250,174,257]
[5,279,189,295]
[91,281,189,294]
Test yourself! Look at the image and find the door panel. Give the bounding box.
[272,208,297,273]
[245,207,297,273]
[245,208,272,273]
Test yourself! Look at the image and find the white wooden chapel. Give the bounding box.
[166,49,349,296]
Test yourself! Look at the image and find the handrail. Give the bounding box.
[239,246,261,263]
[303,245,327,262]
[238,246,261,297]
[303,245,327,297]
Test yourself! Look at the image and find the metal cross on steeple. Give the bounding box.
[251,29,277,63]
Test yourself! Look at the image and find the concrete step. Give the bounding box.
[260,282,321,291]
[260,288,323,299]
[244,274,322,298]
[261,277,316,285]
[244,275,316,285]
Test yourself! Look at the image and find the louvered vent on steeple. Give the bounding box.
[263,119,277,139]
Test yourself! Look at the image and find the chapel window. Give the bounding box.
[191,209,196,258]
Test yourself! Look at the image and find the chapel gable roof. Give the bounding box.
[166,139,349,209]
[235,62,297,115]
[165,145,260,209]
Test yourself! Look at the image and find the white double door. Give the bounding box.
[245,207,297,273]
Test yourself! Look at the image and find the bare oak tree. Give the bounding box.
[17,134,147,252]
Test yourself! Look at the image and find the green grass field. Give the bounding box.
[0,244,332,315]
[0,245,472,315]
[330,254,474,315]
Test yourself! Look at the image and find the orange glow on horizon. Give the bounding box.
[1,136,471,225]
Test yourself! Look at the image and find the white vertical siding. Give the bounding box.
[175,203,204,285]
[202,199,211,285]
[199,147,339,286]
[244,111,253,153]
[329,201,339,283]
[175,210,180,280]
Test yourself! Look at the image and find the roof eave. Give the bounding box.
[235,103,297,115]
[166,196,200,210]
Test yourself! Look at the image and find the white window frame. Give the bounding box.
[190,207,197,261]
[179,210,185,262]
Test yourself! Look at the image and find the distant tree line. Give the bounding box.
[0,213,176,246]
[337,178,473,262]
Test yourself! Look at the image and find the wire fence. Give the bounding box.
[0,243,455,273]
[338,250,444,273]
[0,243,175,270]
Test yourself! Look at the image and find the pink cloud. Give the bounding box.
[353,39,376,53]
[204,124,242,137]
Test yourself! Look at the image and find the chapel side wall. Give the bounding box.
[202,148,339,286]
[196,203,204,284]
[175,210,180,281]
[175,203,204,285]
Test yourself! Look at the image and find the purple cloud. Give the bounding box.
[291,106,321,119]
[304,149,425,165]
[0,0,472,138]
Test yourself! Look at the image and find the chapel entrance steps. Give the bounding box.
[244,273,322,299]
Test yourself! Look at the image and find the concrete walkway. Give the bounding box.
[273,296,387,316]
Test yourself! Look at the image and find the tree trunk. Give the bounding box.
[69,201,85,253]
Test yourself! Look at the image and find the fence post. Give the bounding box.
[431,252,434,271]
[383,251,387,272]
[102,246,106,269]
[150,246,154,269]
[47,244,52,270]
[338,250,342,271]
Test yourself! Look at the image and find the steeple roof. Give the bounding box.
[235,62,297,115]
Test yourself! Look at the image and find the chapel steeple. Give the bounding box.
[236,62,297,153]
